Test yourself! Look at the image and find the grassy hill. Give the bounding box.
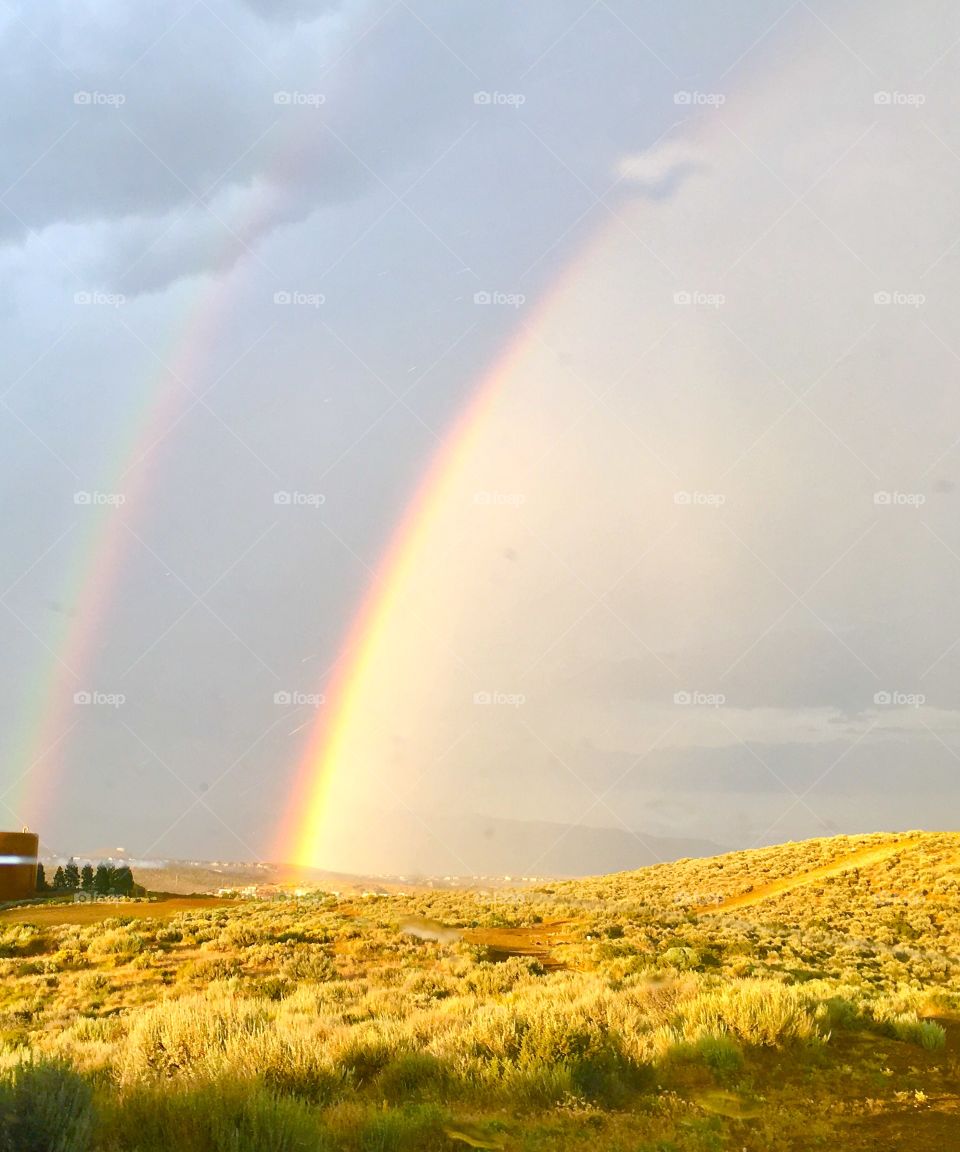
[0,831,957,1150]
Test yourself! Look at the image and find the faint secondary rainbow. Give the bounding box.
[9,294,227,833]
[9,121,310,832]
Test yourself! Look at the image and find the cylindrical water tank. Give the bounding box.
[0,831,39,901]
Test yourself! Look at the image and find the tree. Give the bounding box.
[35,863,48,893]
[53,866,66,890]
[63,859,80,891]
[80,864,94,892]
[93,864,111,896]
[113,866,134,896]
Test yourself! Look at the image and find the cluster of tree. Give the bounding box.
[35,859,144,898]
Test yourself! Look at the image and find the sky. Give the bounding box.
[3,0,960,875]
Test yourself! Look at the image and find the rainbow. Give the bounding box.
[8,83,609,866]
[7,294,224,837]
[279,229,607,871]
[7,123,298,838]
[281,340,510,868]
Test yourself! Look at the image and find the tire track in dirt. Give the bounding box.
[695,835,925,915]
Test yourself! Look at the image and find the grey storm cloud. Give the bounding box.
[2,1,447,290]
[3,0,666,296]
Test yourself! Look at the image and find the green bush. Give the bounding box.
[98,1081,330,1152]
[0,1060,94,1152]
[376,1053,450,1103]
[885,1016,946,1050]
[355,1103,449,1152]
[693,1033,743,1077]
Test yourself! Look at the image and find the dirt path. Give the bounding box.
[460,921,577,970]
[0,895,232,926]
[695,835,924,915]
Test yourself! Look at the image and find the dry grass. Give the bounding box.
[0,831,957,1150]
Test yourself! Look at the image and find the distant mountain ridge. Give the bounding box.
[368,813,726,877]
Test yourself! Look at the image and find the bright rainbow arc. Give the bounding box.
[280,240,599,870]
[282,364,507,868]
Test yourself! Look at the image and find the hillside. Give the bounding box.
[0,831,958,1150]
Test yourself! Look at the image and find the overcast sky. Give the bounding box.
[3,0,960,874]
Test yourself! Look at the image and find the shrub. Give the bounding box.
[660,947,700,970]
[98,1080,330,1152]
[119,995,268,1081]
[334,1037,396,1088]
[88,930,142,960]
[0,1060,94,1152]
[692,1033,743,1077]
[376,1053,450,1103]
[354,1103,449,1152]
[817,996,861,1031]
[281,950,335,983]
[257,977,293,1002]
[885,1016,946,1050]
[678,981,820,1046]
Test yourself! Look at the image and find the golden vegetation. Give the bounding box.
[0,831,958,1150]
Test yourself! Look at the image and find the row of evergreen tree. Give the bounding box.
[36,859,141,897]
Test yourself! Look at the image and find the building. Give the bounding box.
[0,830,39,901]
